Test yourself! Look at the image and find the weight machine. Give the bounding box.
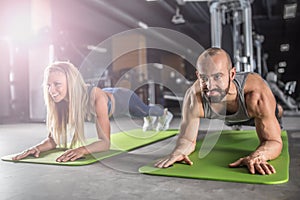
[209,0,254,72]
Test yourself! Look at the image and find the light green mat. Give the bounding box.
[139,130,289,185]
[1,129,178,166]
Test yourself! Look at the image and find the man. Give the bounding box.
[155,47,283,175]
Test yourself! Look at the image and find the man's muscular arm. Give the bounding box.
[155,86,201,168]
[229,75,282,175]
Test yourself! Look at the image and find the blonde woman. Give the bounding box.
[12,61,173,162]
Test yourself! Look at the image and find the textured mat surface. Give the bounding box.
[139,130,289,184]
[1,129,178,166]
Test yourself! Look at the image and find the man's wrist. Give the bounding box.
[250,151,268,162]
[174,137,196,155]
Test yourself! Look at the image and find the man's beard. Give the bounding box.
[204,79,230,103]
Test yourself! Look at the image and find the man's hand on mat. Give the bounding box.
[229,154,276,175]
[56,147,85,162]
[12,146,40,160]
[154,154,193,168]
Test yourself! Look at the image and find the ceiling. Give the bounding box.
[50,0,300,85]
[1,0,299,121]
[1,0,299,92]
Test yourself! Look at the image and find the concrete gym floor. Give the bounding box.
[0,115,299,200]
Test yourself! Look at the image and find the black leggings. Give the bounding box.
[103,87,164,118]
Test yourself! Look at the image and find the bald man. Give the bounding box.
[155,47,283,175]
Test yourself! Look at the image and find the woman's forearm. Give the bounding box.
[81,140,110,155]
[55,139,110,162]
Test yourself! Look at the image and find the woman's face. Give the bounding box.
[47,71,68,103]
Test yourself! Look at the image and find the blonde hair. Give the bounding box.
[43,61,89,148]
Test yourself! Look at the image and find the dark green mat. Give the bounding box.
[139,130,289,184]
[1,129,178,166]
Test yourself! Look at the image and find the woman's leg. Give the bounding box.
[128,92,164,117]
[129,91,173,131]
[117,88,173,131]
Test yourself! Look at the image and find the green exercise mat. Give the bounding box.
[1,129,178,166]
[139,130,289,185]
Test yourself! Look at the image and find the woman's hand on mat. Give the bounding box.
[229,154,276,175]
[56,147,86,162]
[154,153,193,168]
[12,146,40,160]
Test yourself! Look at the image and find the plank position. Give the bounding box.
[155,47,283,175]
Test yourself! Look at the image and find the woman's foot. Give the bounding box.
[156,109,173,131]
[143,116,157,132]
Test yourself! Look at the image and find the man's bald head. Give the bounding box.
[196,47,232,72]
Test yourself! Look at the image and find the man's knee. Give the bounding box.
[277,104,283,118]
[276,103,283,129]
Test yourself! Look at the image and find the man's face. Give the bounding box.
[197,54,231,103]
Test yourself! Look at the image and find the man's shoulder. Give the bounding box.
[244,75,274,112]
[243,73,268,93]
[182,86,203,118]
[189,80,202,93]
[184,81,202,102]
[236,72,261,82]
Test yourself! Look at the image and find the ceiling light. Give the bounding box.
[280,44,290,52]
[172,7,185,24]
[279,61,287,68]
[283,3,297,19]
[153,63,164,69]
[138,21,148,29]
[278,68,285,73]
[177,0,185,5]
[87,45,107,53]
[183,0,208,1]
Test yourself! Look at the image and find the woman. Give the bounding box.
[12,61,173,162]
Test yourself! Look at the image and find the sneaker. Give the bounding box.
[156,109,173,131]
[143,116,157,132]
[231,125,242,131]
